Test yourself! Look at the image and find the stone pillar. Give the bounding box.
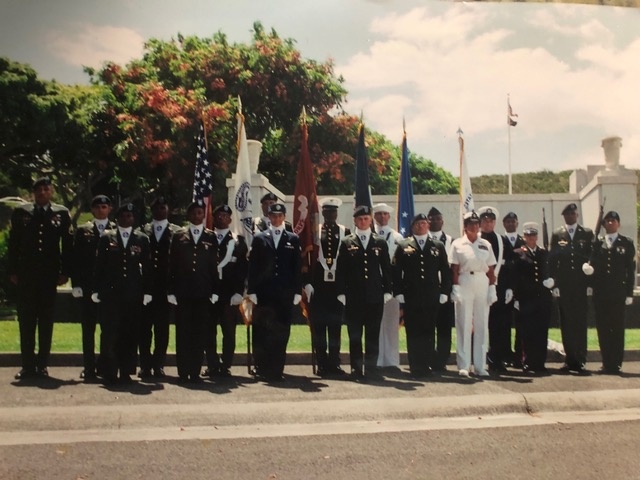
[601,136,622,174]
[247,140,262,174]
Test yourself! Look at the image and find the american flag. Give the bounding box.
[192,121,213,227]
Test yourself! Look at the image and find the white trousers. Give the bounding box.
[455,273,489,372]
[377,298,400,367]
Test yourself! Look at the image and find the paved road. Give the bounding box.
[2,362,640,479]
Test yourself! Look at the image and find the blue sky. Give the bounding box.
[2,0,639,179]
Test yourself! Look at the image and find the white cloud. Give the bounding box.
[337,4,640,174]
[46,24,145,69]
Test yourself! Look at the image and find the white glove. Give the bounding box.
[230,293,243,306]
[625,297,633,306]
[552,288,560,298]
[488,285,498,305]
[439,294,448,304]
[91,292,100,304]
[586,287,593,296]
[451,285,462,303]
[505,289,513,304]
[71,287,83,298]
[383,293,393,304]
[542,278,555,289]
[514,300,520,311]
[143,294,153,306]
[167,294,178,305]
[395,294,405,304]
[304,284,314,302]
[248,293,258,305]
[582,263,594,276]
[293,294,302,305]
[210,294,219,304]
[337,294,346,306]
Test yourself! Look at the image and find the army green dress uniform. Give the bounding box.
[93,204,152,383]
[548,203,593,373]
[168,216,219,382]
[8,177,73,378]
[392,214,451,377]
[139,198,182,378]
[71,195,115,379]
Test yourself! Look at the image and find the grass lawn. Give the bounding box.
[0,321,639,353]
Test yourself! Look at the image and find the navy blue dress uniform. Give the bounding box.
[71,194,115,379]
[512,223,553,373]
[549,203,593,373]
[93,204,152,383]
[335,205,393,378]
[168,206,218,382]
[494,212,525,367]
[138,197,182,378]
[587,211,636,374]
[392,214,452,377]
[307,198,350,375]
[8,177,73,378]
[254,193,293,233]
[204,204,249,377]
[247,203,302,381]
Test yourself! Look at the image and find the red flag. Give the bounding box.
[293,116,319,270]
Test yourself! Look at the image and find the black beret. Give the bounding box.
[186,199,206,212]
[427,207,442,218]
[116,203,136,216]
[562,203,578,215]
[150,196,168,208]
[603,210,620,221]
[353,205,372,217]
[261,192,278,203]
[32,176,52,189]
[213,204,232,215]
[91,195,111,207]
[268,203,286,214]
[503,212,518,221]
[412,213,429,225]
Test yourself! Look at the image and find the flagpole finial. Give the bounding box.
[402,116,406,134]
[301,106,307,125]
[238,96,243,115]
[360,110,364,124]
[457,127,463,137]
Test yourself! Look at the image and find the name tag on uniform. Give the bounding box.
[324,270,335,282]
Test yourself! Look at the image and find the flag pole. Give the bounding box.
[458,127,464,236]
[508,94,512,195]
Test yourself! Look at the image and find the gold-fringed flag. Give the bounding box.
[231,97,254,245]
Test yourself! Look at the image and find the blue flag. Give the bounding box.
[354,123,372,208]
[396,131,414,237]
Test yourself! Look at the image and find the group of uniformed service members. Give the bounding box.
[8,177,637,384]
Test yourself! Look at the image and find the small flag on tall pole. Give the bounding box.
[507,94,518,195]
[458,127,475,234]
[396,118,414,237]
[231,96,254,245]
[192,119,213,229]
[354,122,373,209]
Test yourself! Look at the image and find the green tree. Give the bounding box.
[0,57,106,218]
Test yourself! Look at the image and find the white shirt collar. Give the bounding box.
[414,234,429,248]
[215,228,230,239]
[152,219,168,229]
[355,228,371,244]
[189,223,204,242]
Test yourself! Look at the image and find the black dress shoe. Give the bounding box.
[137,368,152,378]
[328,366,346,376]
[153,368,166,378]
[350,368,364,378]
[15,368,36,380]
[218,368,232,378]
[559,364,571,373]
[119,374,133,384]
[575,366,590,376]
[36,367,49,377]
